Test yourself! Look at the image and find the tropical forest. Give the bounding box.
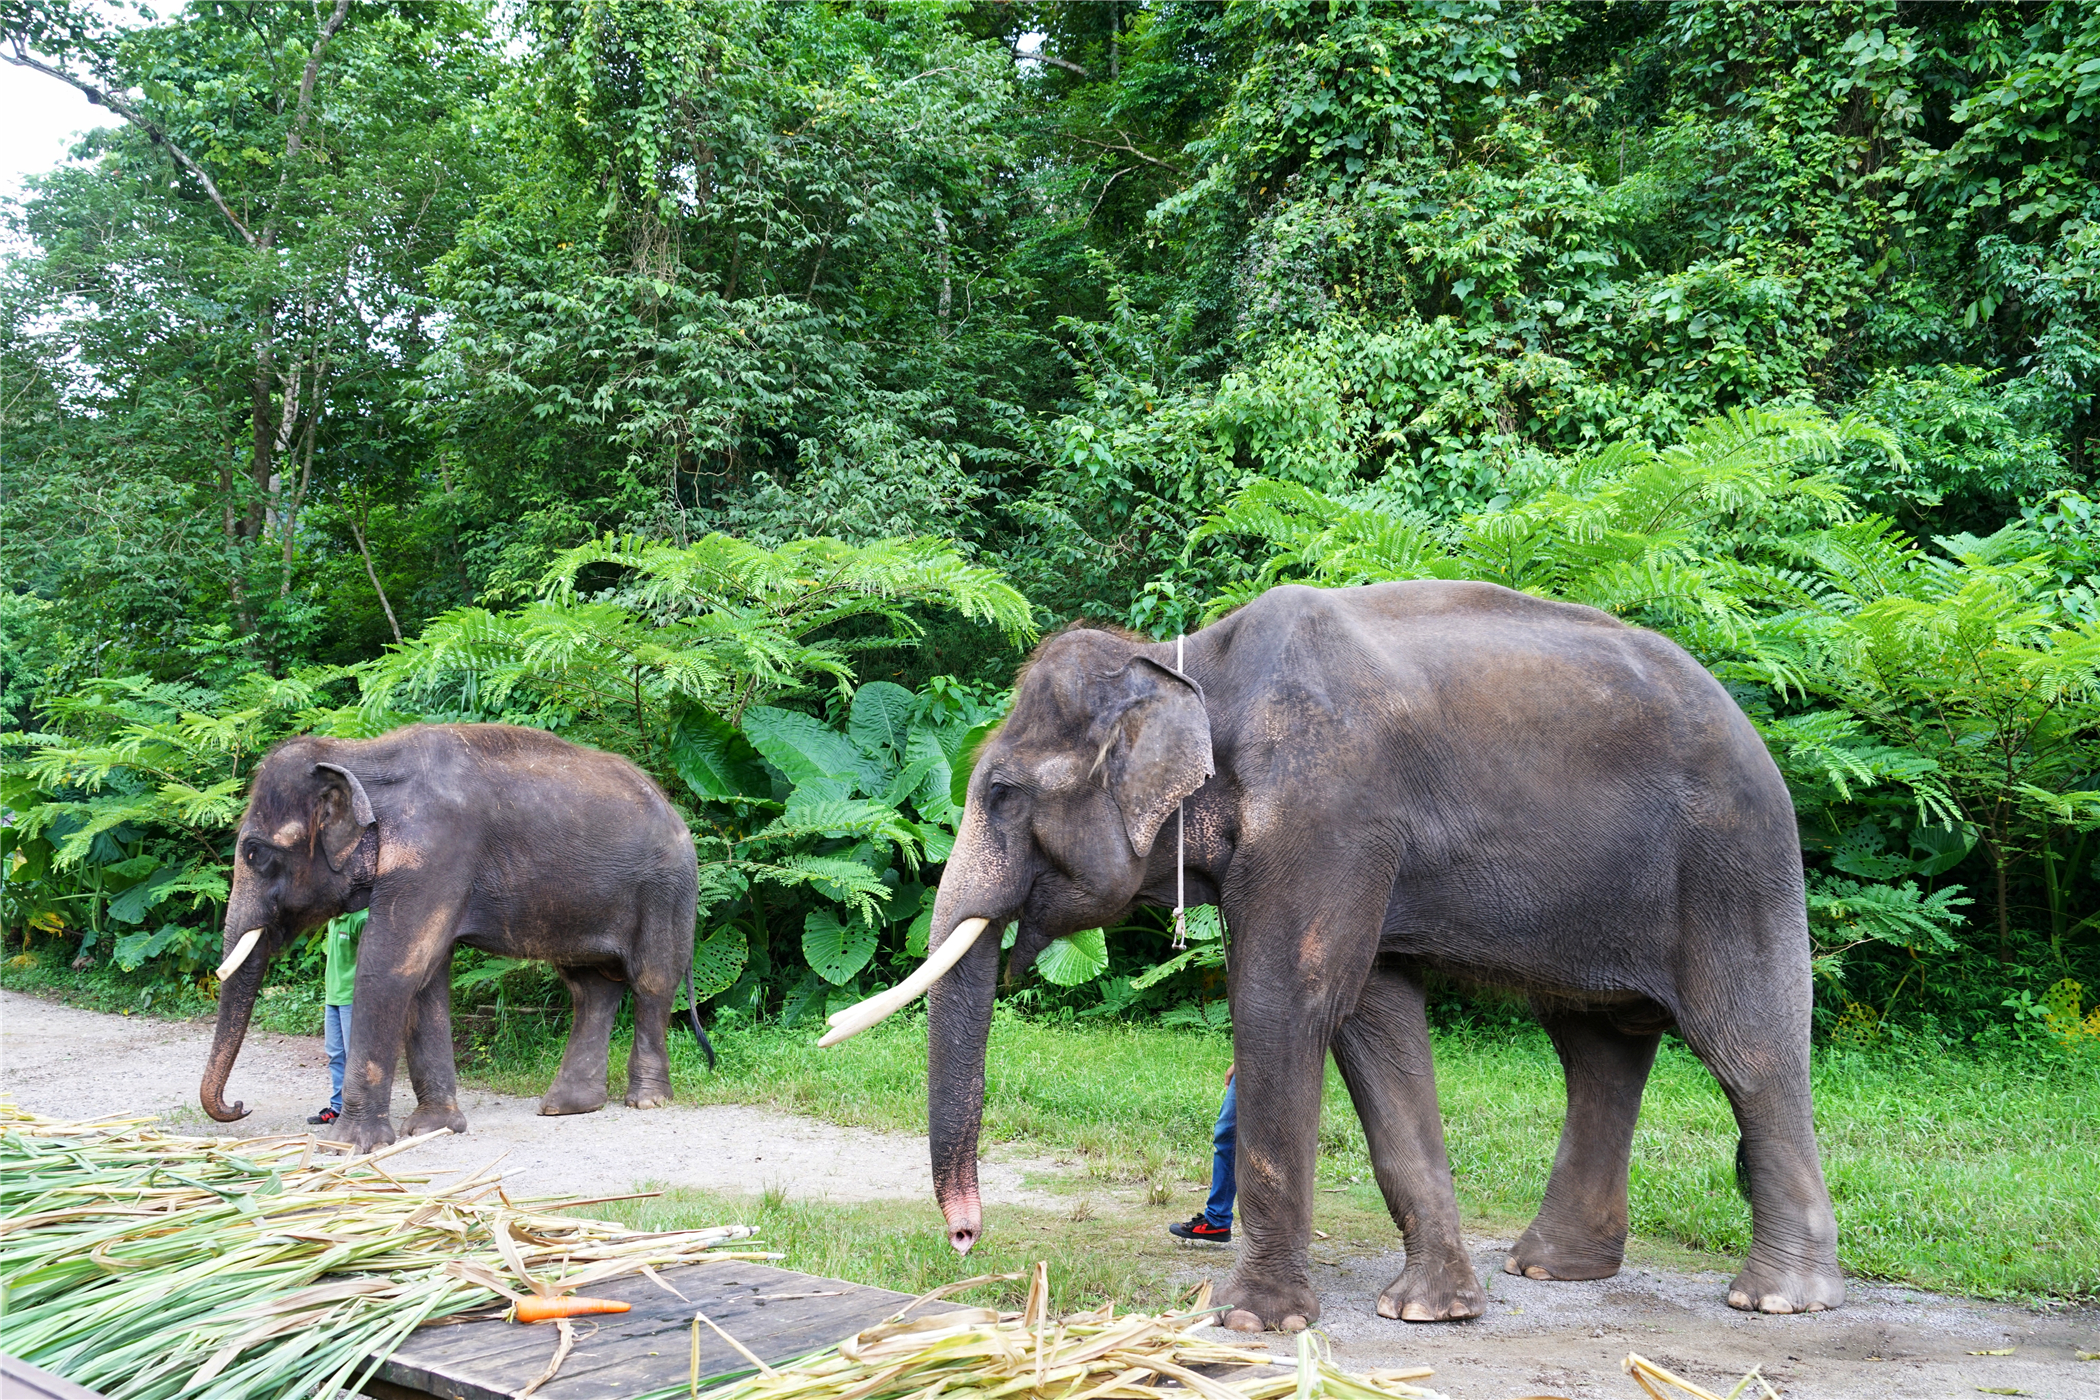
[1,0,2096,1310]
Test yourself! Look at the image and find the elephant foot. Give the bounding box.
[1216,1268,1319,1333]
[626,1081,674,1110]
[1376,1253,1486,1322]
[540,1083,608,1116]
[1726,1257,1844,1315]
[405,1103,468,1137]
[1504,1222,1625,1282]
[334,1117,396,1154]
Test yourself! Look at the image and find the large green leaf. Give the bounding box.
[743,706,862,799]
[691,925,749,998]
[670,713,772,803]
[948,718,1002,809]
[803,907,879,985]
[905,886,939,955]
[104,867,174,923]
[1035,927,1110,986]
[849,682,917,756]
[903,726,957,822]
[111,922,206,972]
[1911,823,1977,877]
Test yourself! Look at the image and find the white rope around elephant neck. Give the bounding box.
[1172,634,1187,951]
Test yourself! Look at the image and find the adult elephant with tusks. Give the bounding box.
[204,723,715,1152]
[820,581,1844,1331]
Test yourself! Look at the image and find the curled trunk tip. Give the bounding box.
[201,935,265,1122]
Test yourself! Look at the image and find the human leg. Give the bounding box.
[325,1003,348,1114]
[1205,1078,1238,1228]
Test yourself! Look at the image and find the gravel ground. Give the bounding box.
[4,987,2095,1399]
[0,988,1058,1208]
[1174,1242,2098,1400]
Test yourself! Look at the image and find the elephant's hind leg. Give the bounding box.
[1672,943,1843,1314]
[1331,961,1486,1322]
[403,972,469,1137]
[625,977,675,1110]
[1504,1003,1660,1282]
[624,880,692,1110]
[543,967,623,1115]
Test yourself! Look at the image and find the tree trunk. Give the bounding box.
[281,405,318,596]
[350,512,404,643]
[933,205,951,334]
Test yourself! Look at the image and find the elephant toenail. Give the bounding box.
[1377,1296,1400,1319]
[1280,1315,1308,1333]
[1727,1290,1752,1310]
[1805,1301,1826,1312]
[1400,1301,1434,1322]
[1760,1296,1795,1314]
[1224,1310,1264,1333]
[1503,1256,1522,1275]
[1524,1265,1551,1281]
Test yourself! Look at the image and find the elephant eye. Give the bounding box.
[984,781,1018,812]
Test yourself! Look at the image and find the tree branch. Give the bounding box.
[1005,36,1090,79]
[2,37,257,246]
[1064,130,1186,176]
[285,0,351,170]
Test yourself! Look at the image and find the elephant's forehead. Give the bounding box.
[266,819,306,846]
[1024,751,1090,790]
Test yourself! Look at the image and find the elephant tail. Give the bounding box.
[685,962,717,1070]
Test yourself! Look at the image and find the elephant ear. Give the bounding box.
[1091,657,1213,859]
[310,763,376,873]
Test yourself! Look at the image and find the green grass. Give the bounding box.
[581,1187,1203,1317]
[479,1007,2097,1304]
[0,945,323,1034]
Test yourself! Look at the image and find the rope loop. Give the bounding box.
[1172,634,1187,951]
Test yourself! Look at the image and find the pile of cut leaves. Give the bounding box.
[0,1100,770,1400]
[635,1265,1449,1400]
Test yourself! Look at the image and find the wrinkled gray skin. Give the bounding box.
[203,724,700,1153]
[926,582,1842,1331]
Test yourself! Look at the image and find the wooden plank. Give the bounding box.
[369,1261,958,1400]
[1,1354,110,1400]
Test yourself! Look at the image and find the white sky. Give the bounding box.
[1,63,106,204]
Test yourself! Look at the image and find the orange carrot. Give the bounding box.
[512,1295,632,1323]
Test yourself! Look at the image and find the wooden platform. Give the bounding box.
[367,1261,957,1400]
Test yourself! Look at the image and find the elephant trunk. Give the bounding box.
[923,808,1019,1254]
[927,915,1000,1253]
[200,929,270,1122]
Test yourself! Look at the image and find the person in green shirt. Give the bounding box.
[310,909,366,1126]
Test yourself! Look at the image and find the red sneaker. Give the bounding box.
[1167,1215,1231,1243]
[306,1108,339,1125]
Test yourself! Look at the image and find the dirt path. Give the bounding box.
[0,990,1059,1207]
[1203,1247,2100,1400]
[3,989,2094,1399]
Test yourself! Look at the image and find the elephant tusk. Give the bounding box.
[817,917,990,1048]
[215,928,263,982]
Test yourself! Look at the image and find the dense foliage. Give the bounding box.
[4,0,2096,1050]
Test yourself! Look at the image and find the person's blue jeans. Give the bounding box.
[1204,1078,1237,1229]
[324,1002,353,1114]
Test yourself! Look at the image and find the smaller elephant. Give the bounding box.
[203,723,713,1151]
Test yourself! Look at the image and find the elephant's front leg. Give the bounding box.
[1215,882,1387,1333]
[403,971,470,1137]
[1331,961,1485,1321]
[542,967,624,1115]
[337,973,418,1153]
